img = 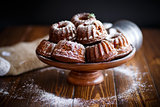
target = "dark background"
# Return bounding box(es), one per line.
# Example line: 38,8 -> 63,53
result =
0,0 -> 160,30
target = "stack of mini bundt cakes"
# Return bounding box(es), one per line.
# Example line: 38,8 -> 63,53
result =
36,13 -> 132,63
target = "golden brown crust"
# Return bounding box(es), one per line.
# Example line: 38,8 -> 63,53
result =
77,20 -> 107,45
49,21 -> 76,43
71,13 -> 96,27
86,40 -> 117,63
36,40 -> 56,58
52,40 -> 85,63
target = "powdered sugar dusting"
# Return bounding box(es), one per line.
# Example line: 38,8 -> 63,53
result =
37,91 -> 74,106
0,65 -> 154,106
112,64 -> 154,104
113,64 -> 138,77
0,77 -> 74,106
0,89 -> 9,95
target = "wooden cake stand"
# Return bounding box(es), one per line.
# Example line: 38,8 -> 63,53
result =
36,46 -> 136,86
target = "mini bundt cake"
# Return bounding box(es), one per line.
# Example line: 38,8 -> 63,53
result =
71,13 -> 96,27
49,21 -> 76,43
52,40 -> 85,63
86,40 -> 117,63
76,20 -> 107,45
106,33 -> 132,58
36,40 -> 56,58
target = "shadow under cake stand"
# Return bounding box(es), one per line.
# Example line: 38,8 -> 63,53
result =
36,47 -> 136,86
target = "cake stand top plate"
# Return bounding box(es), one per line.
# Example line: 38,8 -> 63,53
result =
36,46 -> 136,72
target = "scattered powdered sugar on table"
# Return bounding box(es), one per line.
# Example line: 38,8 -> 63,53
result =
39,67 -> 68,74
37,90 -> 74,106
111,64 -> 154,104
73,96 -> 117,107
0,65 -> 154,106
113,65 -> 138,77
0,89 -> 9,95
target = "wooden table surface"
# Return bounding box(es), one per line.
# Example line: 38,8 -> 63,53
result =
0,26 -> 160,107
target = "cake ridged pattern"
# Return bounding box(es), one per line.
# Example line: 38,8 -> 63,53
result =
49,21 -> 76,43
77,20 -> 107,44
36,40 -> 56,58
106,33 -> 132,57
114,34 -> 129,48
86,40 -> 117,62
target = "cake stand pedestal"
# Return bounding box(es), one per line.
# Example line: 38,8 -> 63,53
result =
36,46 -> 135,86
68,70 -> 104,85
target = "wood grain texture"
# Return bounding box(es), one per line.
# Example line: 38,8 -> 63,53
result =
114,48 -> 159,106
142,29 -> 160,97
0,27 -> 160,107
134,48 -> 159,106
114,60 -> 144,106
73,70 -> 117,107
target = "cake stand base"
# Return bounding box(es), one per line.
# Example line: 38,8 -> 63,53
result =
36,46 -> 136,86
67,70 -> 104,85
